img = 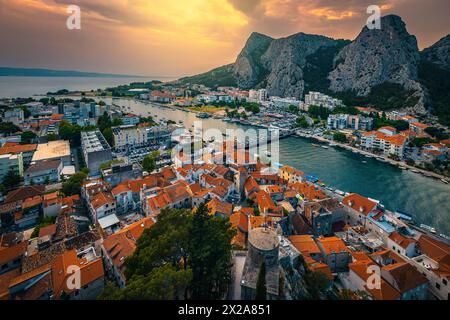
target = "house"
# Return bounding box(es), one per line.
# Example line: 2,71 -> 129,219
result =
102,218 -> 154,288
342,193 -> 378,227
6,246 -> 105,300
410,122 -> 429,135
381,262 -> 429,300
244,177 -> 260,199
254,190 -> 283,217
43,192 -> 62,218
302,200 -> 337,236
288,235 -> 333,280
316,236 -> 351,273
279,165 -> 304,183
111,182 -> 138,216
143,181 -> 191,217
387,232 -> 417,258
24,159 -> 63,185
206,198 -> 233,218
0,142 -> 37,166
87,191 -> 117,222
229,208 -> 253,248
410,235 -> 450,300
348,260 -> 401,300
31,140 -> 71,166
0,242 -> 27,275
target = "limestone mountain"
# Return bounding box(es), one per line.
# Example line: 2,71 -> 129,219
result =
422,34 -> 450,71
179,14 -> 449,119
328,15 -> 425,113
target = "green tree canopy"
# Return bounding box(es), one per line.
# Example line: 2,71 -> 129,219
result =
21,131 -> 36,144
61,172 -> 87,196
100,205 -> 235,300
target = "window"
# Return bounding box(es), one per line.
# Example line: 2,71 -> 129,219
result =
435,283 -> 441,290
443,279 -> 447,286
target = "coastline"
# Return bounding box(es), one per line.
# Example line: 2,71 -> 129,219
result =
295,131 -> 450,184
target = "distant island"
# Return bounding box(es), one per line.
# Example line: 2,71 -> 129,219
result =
0,67 -> 147,78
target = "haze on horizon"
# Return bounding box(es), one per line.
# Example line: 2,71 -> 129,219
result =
1,0 -> 449,78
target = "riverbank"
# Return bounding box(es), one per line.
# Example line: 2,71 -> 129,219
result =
296,131 -> 450,184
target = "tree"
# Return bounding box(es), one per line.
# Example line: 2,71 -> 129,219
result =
0,122 -> 20,136
255,261 -> 267,300
98,112 -> 112,132
304,270 -> 330,300
296,116 -> 309,128
102,128 -> 114,147
2,169 -> 21,189
98,265 -> 192,300
333,132 -> 347,143
21,131 -> 36,144
189,203 -> 234,299
59,120 -> 82,146
62,172 -> 87,196
47,133 -> 58,141
142,151 -> 159,173
112,118 -> 123,127
101,207 -> 235,300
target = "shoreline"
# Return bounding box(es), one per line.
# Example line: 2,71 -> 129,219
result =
295,131 -> 450,184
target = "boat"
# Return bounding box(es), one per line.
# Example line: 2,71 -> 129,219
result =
311,144 -> 320,148
441,179 -> 449,185
394,211 -> 413,222
321,146 -> 329,149
411,169 -> 420,173
329,143 -> 337,147
420,224 -> 437,234
362,161 -> 368,164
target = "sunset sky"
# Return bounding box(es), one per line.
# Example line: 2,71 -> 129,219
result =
1,0 -> 449,77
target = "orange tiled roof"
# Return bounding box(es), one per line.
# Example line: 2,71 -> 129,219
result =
349,260 -> 401,300
388,232 -> 417,250
90,192 -> 115,210
0,242 -> 27,266
317,236 -> 350,256
382,262 -> 428,293
207,198 -> 233,217
410,122 -> 429,129
289,235 -> 321,255
0,143 -> 37,155
342,193 -> 377,216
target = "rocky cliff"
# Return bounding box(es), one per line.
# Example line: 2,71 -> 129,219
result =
422,34 -> 450,71
328,15 -> 426,113
180,15 -> 450,116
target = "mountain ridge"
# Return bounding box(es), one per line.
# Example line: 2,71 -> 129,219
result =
179,15 -> 449,119
0,67 -> 149,78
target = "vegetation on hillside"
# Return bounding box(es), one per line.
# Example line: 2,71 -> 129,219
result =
418,60 -> 450,126
179,64 -> 236,88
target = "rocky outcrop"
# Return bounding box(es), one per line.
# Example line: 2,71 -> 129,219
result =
328,15 -> 426,113
422,34 -> 450,71
233,32 -> 273,89
259,33 -> 339,98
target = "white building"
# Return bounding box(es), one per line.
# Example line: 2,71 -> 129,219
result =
304,91 -> 343,110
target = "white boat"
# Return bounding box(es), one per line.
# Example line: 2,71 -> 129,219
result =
441,179 -> 449,184
420,224 -> 437,234
321,146 -> 329,149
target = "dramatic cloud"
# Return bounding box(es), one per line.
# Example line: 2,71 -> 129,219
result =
0,0 -> 449,77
